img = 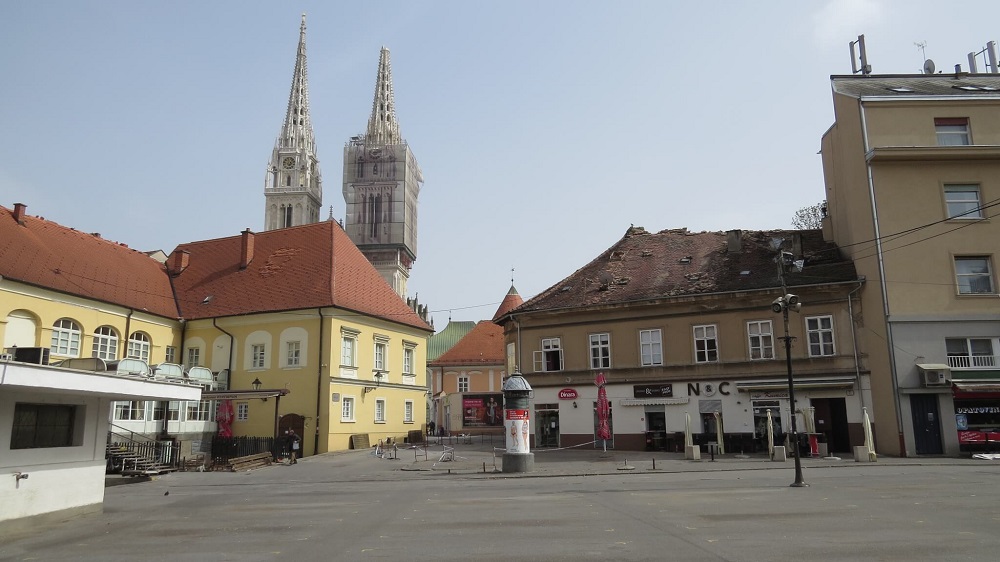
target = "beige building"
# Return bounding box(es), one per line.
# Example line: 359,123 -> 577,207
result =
496,227 -> 865,453
821,73 -> 1000,456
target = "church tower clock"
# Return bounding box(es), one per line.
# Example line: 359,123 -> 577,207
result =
343,47 -> 423,298
264,14 -> 322,231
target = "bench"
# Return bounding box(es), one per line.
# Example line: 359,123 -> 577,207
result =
227,452 -> 273,471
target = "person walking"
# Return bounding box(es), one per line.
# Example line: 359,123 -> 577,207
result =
288,429 -> 301,464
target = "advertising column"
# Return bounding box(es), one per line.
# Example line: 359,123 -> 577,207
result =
502,372 -> 534,473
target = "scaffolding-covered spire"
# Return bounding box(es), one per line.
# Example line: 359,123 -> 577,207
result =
366,47 -> 402,145
278,13 -> 315,153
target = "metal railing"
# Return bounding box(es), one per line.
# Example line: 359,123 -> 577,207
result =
947,355 -> 998,369
106,428 -> 181,472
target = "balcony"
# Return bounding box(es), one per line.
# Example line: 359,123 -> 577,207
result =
947,355 -> 998,369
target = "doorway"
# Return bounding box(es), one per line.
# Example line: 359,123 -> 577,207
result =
911,394 -> 943,455
811,398 -> 850,453
534,406 -> 559,448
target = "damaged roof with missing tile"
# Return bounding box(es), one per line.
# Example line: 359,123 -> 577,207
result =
506,226 -> 857,315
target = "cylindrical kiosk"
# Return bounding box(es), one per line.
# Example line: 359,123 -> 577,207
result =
502,372 -> 534,473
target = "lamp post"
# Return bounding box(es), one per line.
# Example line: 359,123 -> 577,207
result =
772,240 -> 807,487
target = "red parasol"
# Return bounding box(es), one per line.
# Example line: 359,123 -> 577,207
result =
595,372 -> 611,442
216,399 -> 234,438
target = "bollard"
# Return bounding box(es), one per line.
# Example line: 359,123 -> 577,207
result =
652,458 -> 656,470
710,446 -> 715,462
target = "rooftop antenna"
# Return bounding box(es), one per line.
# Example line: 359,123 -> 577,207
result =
914,41 -> 935,74
850,34 -> 872,75
968,41 -> 999,74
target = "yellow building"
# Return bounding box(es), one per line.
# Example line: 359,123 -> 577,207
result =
821,73 -> 1000,456
1,203 -> 432,458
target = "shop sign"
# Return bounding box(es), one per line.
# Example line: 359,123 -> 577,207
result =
633,384 -> 673,398
558,388 -> 579,400
957,406 -> 1000,414
688,381 -> 731,396
751,390 -> 789,400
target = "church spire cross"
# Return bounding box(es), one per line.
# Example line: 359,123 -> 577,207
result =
366,47 -> 402,145
279,13 -> 315,154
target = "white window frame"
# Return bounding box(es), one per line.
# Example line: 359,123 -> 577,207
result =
127,332 -> 150,363
747,320 -> 774,360
286,341 -> 301,367
113,400 -> 145,421
404,400 -> 414,423
806,315 -> 836,357
693,324 -> 719,363
374,341 -> 387,372
341,396 -> 356,422
935,118 -> 970,146
403,346 -> 414,375
533,337 -> 564,372
374,398 -> 386,423
51,318 -> 81,357
589,333 -> 611,370
944,184 -> 983,220
186,347 -> 201,369
946,338 -> 997,369
92,326 -> 118,361
639,329 -> 662,366
251,344 -> 266,369
236,403 -> 249,421
167,402 -> 180,421
341,333 -> 357,367
458,375 -> 469,393
165,346 -> 177,364
955,256 -> 995,294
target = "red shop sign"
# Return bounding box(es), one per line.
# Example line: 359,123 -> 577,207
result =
558,388 -> 579,400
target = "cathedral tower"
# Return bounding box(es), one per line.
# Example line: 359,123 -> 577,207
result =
264,14 -> 322,231
343,47 -> 423,298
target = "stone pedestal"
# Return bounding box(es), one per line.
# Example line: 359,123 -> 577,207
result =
684,445 -> 701,460
772,445 -> 787,461
854,445 -> 876,462
502,452 -> 535,473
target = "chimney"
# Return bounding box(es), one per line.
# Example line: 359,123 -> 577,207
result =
12,203 -> 26,225
726,229 -> 742,253
167,250 -> 190,275
792,232 -> 803,258
240,229 -> 255,269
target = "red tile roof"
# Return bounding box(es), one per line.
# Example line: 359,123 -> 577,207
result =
491,285 -> 524,322
170,221 -> 432,331
429,321 -> 505,367
0,204 -> 179,318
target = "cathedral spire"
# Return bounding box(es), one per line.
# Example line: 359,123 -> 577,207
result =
279,14 -> 315,154
366,47 -> 401,145
263,14 -> 322,231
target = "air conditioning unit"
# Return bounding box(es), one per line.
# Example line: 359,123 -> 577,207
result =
923,370 -> 950,387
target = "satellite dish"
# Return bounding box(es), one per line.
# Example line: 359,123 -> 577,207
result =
923,59 -> 936,75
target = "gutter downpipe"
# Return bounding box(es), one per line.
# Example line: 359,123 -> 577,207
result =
848,279 -> 866,410
167,317 -> 187,436
314,308 -> 325,456
211,318 -> 235,379
861,100 -> 906,455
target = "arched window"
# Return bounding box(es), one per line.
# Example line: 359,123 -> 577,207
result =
128,332 -> 151,363
92,326 -> 119,360
50,318 -> 81,357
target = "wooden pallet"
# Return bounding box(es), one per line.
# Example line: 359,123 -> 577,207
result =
227,452 -> 273,471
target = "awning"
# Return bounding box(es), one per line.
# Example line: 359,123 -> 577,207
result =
736,375 -> 856,391
619,397 -> 689,406
953,381 -> 1000,393
202,389 -> 289,400
916,363 -> 952,372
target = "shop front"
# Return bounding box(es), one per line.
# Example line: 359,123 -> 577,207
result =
952,380 -> 1000,453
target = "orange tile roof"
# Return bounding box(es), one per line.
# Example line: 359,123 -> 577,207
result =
170,221 -> 432,331
429,321 -> 505,367
0,204 -> 179,318
491,284 -> 524,322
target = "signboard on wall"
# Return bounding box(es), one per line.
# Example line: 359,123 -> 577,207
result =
462,394 -> 503,427
633,384 -> 673,398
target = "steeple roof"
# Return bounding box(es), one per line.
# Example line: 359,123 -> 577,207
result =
491,285 -> 524,322
277,14 -> 315,154
366,47 -> 402,145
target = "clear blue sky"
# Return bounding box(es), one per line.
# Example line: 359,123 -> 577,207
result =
2,1 -> 997,329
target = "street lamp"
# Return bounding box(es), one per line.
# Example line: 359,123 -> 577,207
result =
772,238 -> 807,487
251,377 -> 262,391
